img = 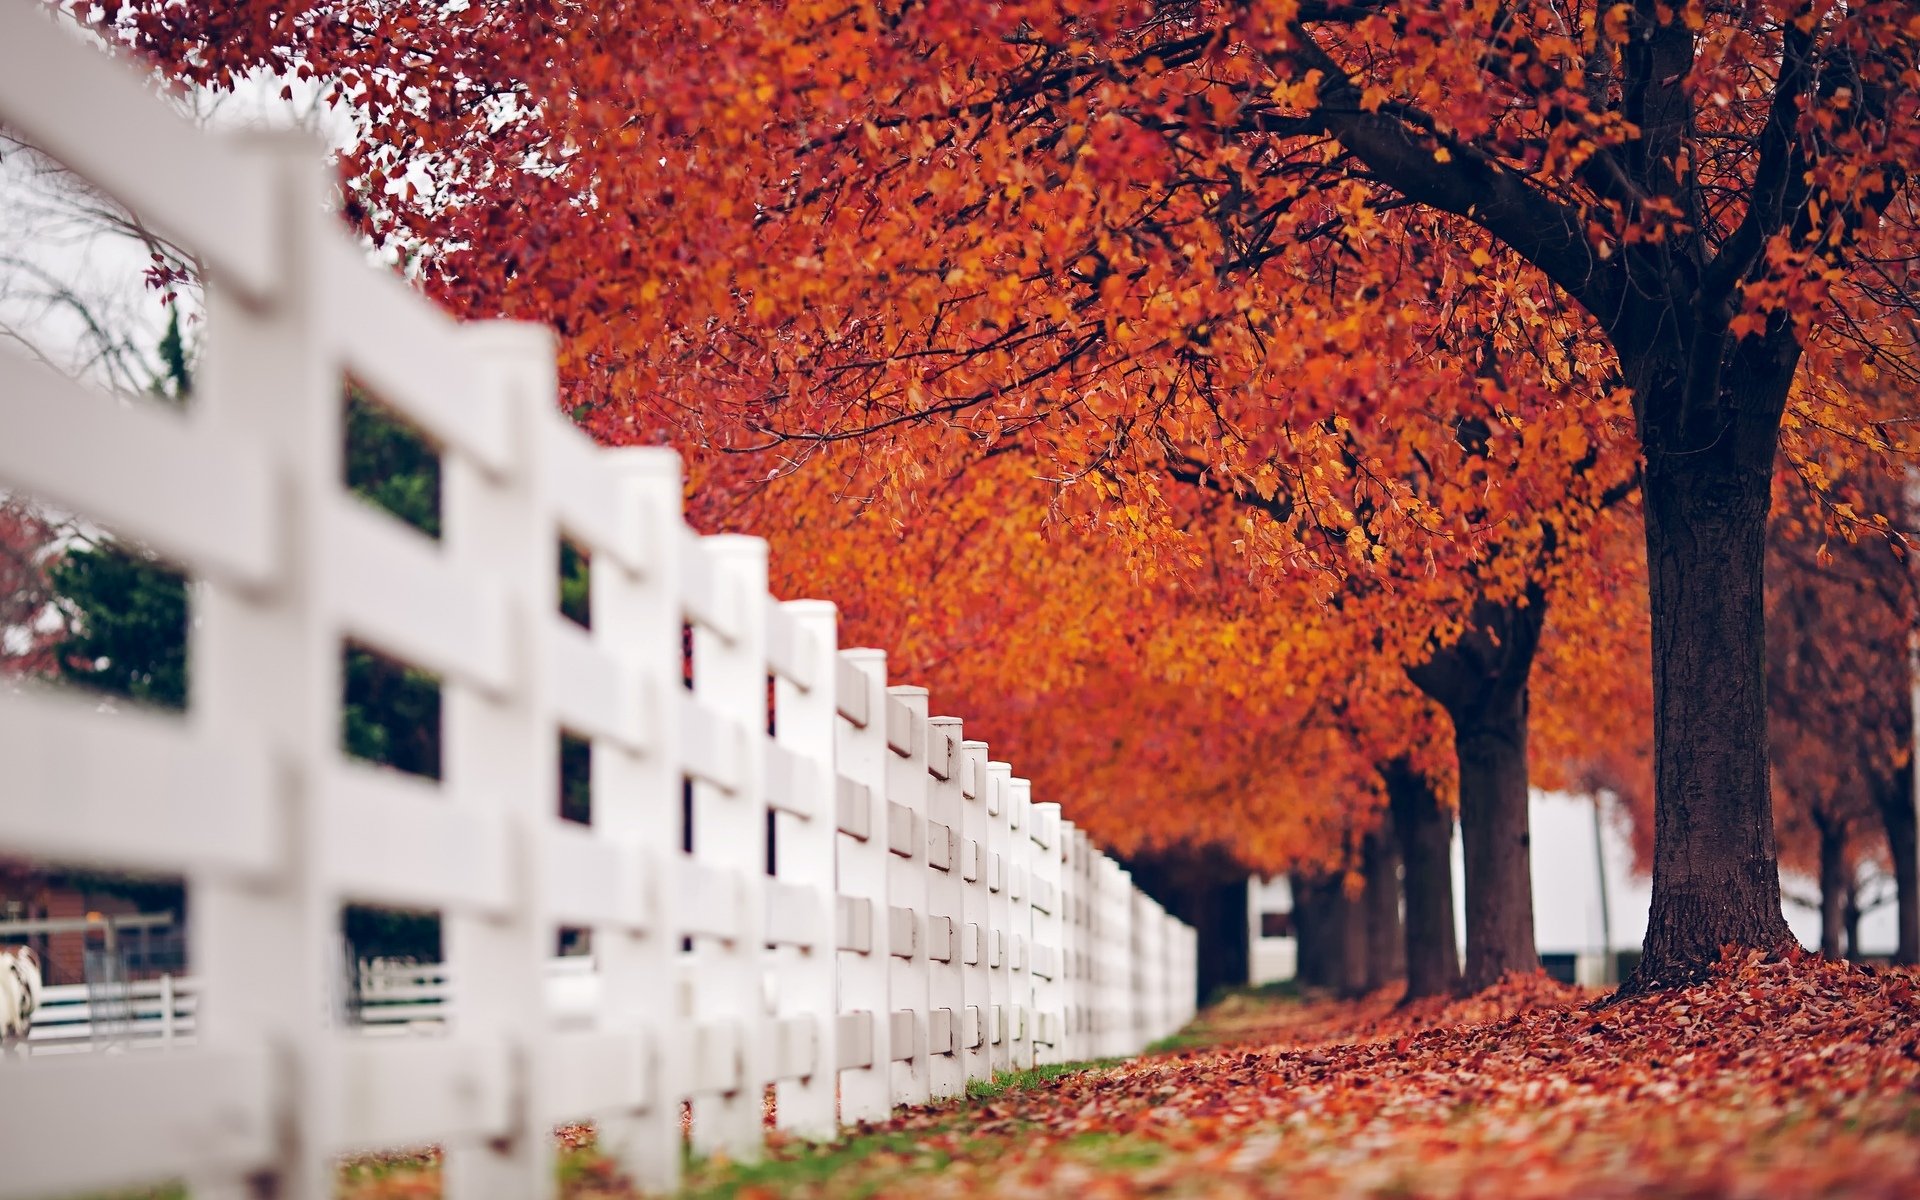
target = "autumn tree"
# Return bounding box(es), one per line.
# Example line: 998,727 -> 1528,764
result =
1767,453 -> 1917,962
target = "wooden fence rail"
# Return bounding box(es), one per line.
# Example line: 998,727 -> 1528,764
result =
0,5 -> 1197,1198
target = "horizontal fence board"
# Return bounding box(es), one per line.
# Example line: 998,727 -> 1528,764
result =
320,496 -> 512,695
765,603 -> 818,690
320,235 -> 513,476
680,694 -> 747,795
0,1048 -> 276,1199
766,741 -> 825,821
835,1012 -> 874,1071
541,822 -> 647,930
835,776 -> 873,840
541,1029 -> 657,1121
336,1034 -> 513,1151
0,349 -> 279,589
763,881 -> 824,950
321,762 -> 511,915
0,689 -> 278,880
836,896 -> 873,955
0,4 -> 279,301
834,656 -> 872,726
545,419 -> 641,571
679,528 -> 738,641
549,618 -> 646,753
677,859 -> 743,943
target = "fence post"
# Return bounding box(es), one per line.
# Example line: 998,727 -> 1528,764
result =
772,599 -> 839,1139
884,686 -> 931,1108
924,717 -> 966,1101
957,740 -> 992,1086
686,535 -> 771,1160
1006,776 -> 1034,1071
1029,803 -> 1063,1065
591,448 -> 686,1191
439,324 -> 565,1200
983,761 -> 1014,1077
834,649 -> 891,1122
187,134 -> 339,1200
1071,829 -> 1092,1061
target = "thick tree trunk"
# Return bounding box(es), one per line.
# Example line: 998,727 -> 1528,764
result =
1843,875 -> 1863,961
1627,400 -> 1796,990
1192,874 -> 1250,1003
1873,729 -> 1920,963
1384,759 -> 1461,1000
1876,760 -> 1919,965
1125,847 -> 1249,1007
1407,596 -> 1545,993
1817,814 -> 1847,960
1453,687 -> 1541,989
1339,873 -> 1371,998
1361,823 -> 1405,990
1291,873 -> 1345,990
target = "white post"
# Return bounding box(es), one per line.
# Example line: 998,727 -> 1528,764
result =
884,686 -> 930,1108
1070,828 -> 1092,1061
687,535 -> 770,1160
158,974 -> 175,1046
592,448 -> 686,1191
1101,860 -> 1132,1056
923,717 -> 966,1100
441,324 -> 563,1200
834,649 -> 891,1122
957,740 -> 992,1086
1005,776 -> 1034,1071
188,135 -> 338,1200
773,600 -> 839,1139
1029,803 -> 1064,1065
983,761 -> 1013,1077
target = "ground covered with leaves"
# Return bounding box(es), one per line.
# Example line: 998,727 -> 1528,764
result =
340,951 -> 1920,1199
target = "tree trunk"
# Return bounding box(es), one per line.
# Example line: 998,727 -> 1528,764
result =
1876,758 -> 1918,965
1291,873 -> 1345,990
1817,812 -> 1847,959
1339,874 -> 1370,998
1383,759 -> 1461,1000
1361,823 -> 1405,990
1627,383 -> 1797,990
1407,595 -> 1545,993
1843,874 -> 1863,961
1452,685 -> 1541,989
1192,874 -> 1250,1004
1125,847 -> 1249,1007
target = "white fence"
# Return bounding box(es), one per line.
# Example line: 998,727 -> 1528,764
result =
19,978 -> 197,1055
0,6 -> 1197,1198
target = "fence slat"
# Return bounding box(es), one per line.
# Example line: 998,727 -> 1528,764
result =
0,3 -> 279,300
0,1049 -> 276,1200
0,348 -> 280,588
0,689 -> 278,880
835,650 -> 892,1122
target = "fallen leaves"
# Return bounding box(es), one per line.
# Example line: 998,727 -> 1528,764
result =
672,950 -> 1920,1198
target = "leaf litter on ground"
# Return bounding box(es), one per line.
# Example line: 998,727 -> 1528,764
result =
331,948 -> 1919,1199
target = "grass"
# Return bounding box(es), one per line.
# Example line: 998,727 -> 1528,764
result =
962,1057 -> 1123,1100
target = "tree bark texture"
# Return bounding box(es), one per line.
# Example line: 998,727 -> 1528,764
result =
1362,823 -> 1405,990
1126,846 -> 1249,1007
1384,758 -> 1461,1000
1291,873 -> 1345,991
1407,596 -> 1545,992
1627,356 -> 1798,990
1816,812 -> 1847,960
1875,755 -> 1919,965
